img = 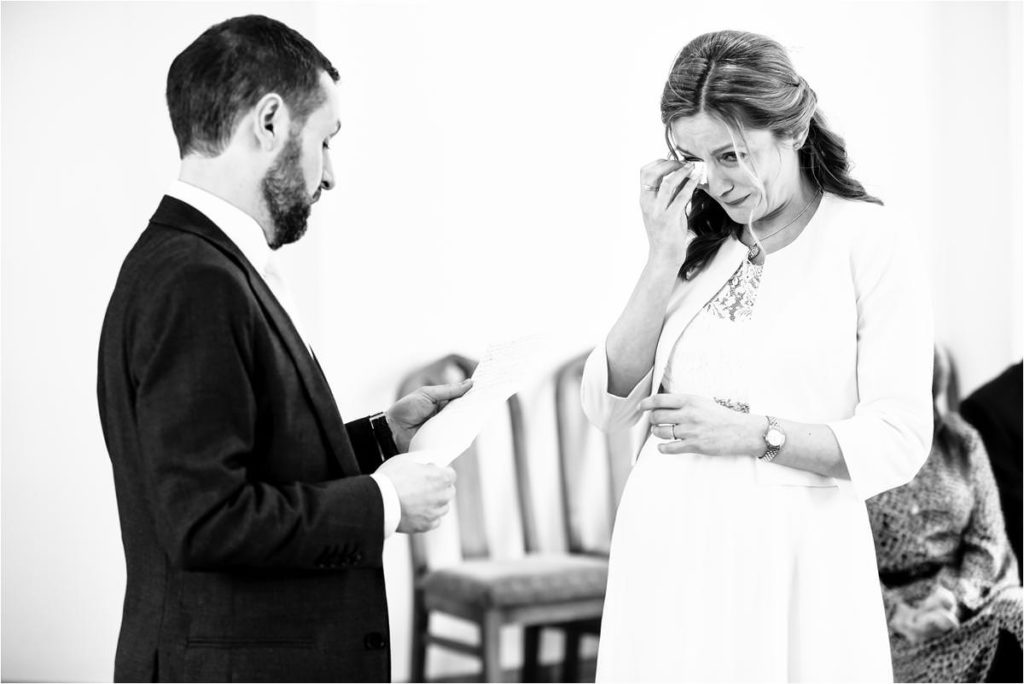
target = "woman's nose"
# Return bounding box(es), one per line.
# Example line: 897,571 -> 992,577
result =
705,165 -> 734,199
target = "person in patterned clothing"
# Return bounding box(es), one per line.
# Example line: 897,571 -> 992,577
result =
868,347 -> 1023,682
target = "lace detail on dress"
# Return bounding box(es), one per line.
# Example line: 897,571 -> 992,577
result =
714,397 -> 750,413
703,259 -> 763,322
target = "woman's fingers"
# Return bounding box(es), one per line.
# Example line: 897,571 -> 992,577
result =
639,393 -> 693,412
920,585 -> 957,613
657,440 -> 694,454
640,159 -> 685,191
648,408 -> 685,425
656,164 -> 697,210
650,424 -> 679,441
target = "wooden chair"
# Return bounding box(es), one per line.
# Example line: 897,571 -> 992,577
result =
549,351 -> 637,681
403,354 -> 608,683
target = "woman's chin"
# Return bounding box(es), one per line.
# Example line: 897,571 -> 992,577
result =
720,203 -> 759,224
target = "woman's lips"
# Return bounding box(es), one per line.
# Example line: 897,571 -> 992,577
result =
722,194 -> 751,207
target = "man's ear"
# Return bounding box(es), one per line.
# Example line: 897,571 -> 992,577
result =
251,93 -> 289,152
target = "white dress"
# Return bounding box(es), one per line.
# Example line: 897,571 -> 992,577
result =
588,197 -> 933,682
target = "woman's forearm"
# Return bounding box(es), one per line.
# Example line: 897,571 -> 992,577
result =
605,253 -> 681,396
736,413 -> 851,479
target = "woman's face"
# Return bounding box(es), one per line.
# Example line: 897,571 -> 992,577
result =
668,112 -> 800,224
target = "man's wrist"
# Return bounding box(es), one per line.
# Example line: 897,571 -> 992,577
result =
369,472 -> 401,539
370,412 -> 401,458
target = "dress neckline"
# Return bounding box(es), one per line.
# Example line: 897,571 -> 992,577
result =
746,192 -> 830,263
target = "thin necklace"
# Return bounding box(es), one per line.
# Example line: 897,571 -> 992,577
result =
746,189 -> 821,260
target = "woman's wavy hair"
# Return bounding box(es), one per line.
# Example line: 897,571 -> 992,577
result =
662,30 -> 881,279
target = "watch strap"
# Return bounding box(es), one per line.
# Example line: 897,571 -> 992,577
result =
370,412 -> 400,460
760,415 -> 782,463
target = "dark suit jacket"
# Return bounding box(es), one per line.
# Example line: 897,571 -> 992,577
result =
960,362 -> 1023,580
98,196 -> 392,682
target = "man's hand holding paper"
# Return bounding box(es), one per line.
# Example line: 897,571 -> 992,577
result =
407,335 -> 552,465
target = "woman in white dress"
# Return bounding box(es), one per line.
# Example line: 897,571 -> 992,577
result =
581,31 -> 933,682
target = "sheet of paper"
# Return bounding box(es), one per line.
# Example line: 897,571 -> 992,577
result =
406,334 -> 551,465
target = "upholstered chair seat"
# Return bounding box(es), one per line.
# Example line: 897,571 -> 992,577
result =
422,555 -> 609,610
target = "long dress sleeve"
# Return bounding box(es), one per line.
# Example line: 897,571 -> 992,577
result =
580,341 -> 654,433
826,212 -> 934,501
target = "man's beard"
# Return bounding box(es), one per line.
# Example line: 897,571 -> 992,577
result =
261,135 -> 318,250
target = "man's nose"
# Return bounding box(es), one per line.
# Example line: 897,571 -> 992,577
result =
320,156 -> 335,192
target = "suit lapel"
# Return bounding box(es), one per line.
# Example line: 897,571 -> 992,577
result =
149,196 -> 362,477
651,238 -> 747,393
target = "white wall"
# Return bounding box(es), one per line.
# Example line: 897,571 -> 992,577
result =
2,1 -> 1021,681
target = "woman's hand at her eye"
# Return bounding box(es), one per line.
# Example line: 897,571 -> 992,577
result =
639,159 -> 701,266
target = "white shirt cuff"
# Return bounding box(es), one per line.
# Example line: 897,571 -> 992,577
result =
370,472 -> 401,538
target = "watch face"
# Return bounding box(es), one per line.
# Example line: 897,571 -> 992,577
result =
766,428 -> 786,448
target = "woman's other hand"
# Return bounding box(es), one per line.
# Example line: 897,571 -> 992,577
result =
890,594 -> 960,645
913,584 -> 961,639
639,159 -> 701,266
641,393 -> 762,457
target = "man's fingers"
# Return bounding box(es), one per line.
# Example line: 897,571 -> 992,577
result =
420,379 -> 473,404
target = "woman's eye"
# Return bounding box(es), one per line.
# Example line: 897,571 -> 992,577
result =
721,151 -> 745,163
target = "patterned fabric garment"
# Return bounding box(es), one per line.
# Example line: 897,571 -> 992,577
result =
867,413 -> 1023,682
703,257 -> 763,323
672,257 -> 761,416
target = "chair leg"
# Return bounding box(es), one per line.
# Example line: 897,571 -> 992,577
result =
481,611 -> 503,683
411,592 -> 429,682
562,625 -> 581,683
522,625 -> 541,682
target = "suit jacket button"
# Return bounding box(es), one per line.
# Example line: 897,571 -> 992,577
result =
364,632 -> 386,650
354,552 -> 364,563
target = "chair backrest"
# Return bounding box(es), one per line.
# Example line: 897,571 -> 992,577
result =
398,354 -> 539,579
553,351 -> 634,556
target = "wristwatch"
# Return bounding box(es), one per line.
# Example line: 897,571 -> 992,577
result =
369,412 -> 400,460
760,416 -> 786,462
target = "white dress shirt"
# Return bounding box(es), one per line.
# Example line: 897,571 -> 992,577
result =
166,180 -> 401,537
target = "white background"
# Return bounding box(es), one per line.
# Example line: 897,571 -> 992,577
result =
2,1 -> 1022,681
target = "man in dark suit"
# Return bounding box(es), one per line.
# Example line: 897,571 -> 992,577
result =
97,15 -> 468,682
960,362 -> 1023,580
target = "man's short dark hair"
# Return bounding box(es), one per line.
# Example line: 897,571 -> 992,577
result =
167,15 -> 339,158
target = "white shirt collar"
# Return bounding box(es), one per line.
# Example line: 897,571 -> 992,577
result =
166,180 -> 274,275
